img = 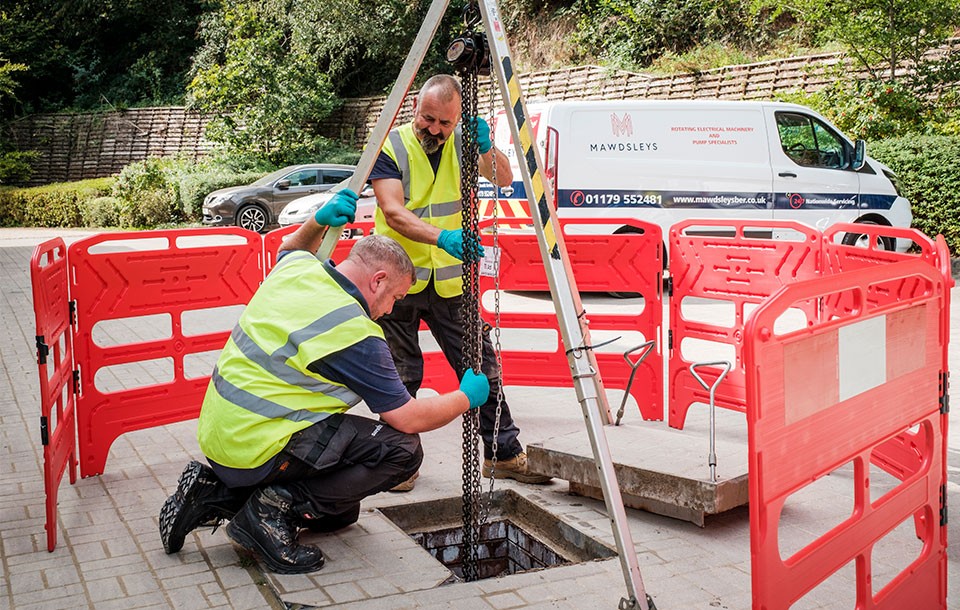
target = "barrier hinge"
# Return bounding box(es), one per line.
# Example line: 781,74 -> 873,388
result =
940,484 -> 948,527
663,276 -> 673,297
72,370 -> 81,395
668,330 -> 673,351
940,371 -> 950,415
69,300 -> 77,326
36,335 -> 49,365
40,415 -> 49,446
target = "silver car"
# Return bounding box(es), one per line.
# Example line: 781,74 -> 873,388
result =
202,164 -> 356,232
279,179 -> 377,236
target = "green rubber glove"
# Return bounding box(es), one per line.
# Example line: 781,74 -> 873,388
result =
467,117 -> 492,154
460,368 -> 490,410
314,189 -> 358,227
437,229 -> 485,262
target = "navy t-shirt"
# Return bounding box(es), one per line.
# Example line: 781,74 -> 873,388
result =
369,147 -> 444,182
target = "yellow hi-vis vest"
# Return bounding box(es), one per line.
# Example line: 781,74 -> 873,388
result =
197,251 -> 384,469
375,123 -> 464,297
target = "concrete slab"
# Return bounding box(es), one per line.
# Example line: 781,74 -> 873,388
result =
259,508 -> 454,607
527,407 -> 750,526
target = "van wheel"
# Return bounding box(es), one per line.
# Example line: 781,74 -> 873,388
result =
841,221 -> 895,251
236,204 -> 268,233
606,226 -> 652,299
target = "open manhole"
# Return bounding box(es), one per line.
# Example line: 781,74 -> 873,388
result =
379,489 -> 616,582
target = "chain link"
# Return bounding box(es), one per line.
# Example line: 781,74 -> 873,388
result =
486,67 -> 504,502
457,9 -> 484,580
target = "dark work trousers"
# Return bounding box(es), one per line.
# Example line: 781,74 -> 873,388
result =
248,414 -> 423,525
378,279 -> 523,460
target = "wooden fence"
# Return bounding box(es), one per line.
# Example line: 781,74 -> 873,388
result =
7,40 -> 959,186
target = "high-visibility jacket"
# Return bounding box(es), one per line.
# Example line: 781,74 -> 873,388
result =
197,251 -> 383,469
375,123 -> 464,297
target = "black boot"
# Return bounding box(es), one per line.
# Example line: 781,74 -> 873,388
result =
294,503 -> 360,534
226,486 -> 325,574
159,461 -> 245,554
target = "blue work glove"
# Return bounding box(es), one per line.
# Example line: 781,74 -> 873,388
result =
437,228 -> 485,262
460,368 -> 490,410
467,117 -> 492,154
314,189 -> 358,227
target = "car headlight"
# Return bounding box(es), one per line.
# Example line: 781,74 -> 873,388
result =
204,194 -> 230,209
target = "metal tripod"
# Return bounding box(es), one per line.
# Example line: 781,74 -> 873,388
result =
315,2 -> 654,607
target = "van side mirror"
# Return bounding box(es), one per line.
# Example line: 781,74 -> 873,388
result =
276,179 -> 291,190
851,140 -> 866,171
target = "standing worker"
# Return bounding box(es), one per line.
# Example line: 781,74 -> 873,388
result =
368,73 -> 550,488
159,194 -> 490,574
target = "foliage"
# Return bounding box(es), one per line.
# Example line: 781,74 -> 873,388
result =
792,0 -> 960,83
570,0 -> 775,70
282,0 -> 461,98
0,0 -> 209,115
779,70 -> 960,140
869,135 -> 960,253
0,178 -> 113,227
0,149 -> 39,185
178,169 -> 265,221
188,3 -> 342,167
81,196 -> 122,227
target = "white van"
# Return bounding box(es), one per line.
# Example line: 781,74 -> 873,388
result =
479,100 -> 912,251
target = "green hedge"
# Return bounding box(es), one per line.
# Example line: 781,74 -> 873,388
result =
178,170 -> 265,221
868,135 -> 960,255
0,178 -> 114,227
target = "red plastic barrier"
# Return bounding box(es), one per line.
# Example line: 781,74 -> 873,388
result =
744,259 -> 947,609
430,217 -> 665,421
822,223 -> 939,318
69,228 -> 263,477
668,219 -> 822,429
262,221 -> 375,273
266,219 -> 665,417
30,238 -> 78,551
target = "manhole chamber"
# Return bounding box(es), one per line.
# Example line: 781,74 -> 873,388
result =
379,489 -> 616,581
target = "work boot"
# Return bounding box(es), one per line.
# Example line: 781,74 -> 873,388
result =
388,471 -> 419,492
226,486 -> 325,574
482,451 -> 552,484
159,460 -> 240,554
295,504 -> 361,534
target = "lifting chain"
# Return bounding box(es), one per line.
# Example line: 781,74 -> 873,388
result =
456,0 -> 485,584
485,68 -> 505,505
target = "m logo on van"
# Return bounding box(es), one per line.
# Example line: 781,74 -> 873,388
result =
611,113 -> 633,137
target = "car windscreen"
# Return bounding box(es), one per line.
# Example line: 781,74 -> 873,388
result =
251,167 -> 290,186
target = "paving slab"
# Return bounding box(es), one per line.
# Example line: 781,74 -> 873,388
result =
527,407 -> 749,526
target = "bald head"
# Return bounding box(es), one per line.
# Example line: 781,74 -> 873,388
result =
418,74 -> 462,106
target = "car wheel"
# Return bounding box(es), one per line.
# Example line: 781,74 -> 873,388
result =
236,204 -> 268,233
841,221 -> 895,251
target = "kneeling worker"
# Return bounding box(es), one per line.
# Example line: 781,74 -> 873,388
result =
159,189 -> 489,574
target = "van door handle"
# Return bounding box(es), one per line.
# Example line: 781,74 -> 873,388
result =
778,171 -> 797,178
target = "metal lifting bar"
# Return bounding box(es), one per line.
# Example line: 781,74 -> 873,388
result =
313,1 -> 654,606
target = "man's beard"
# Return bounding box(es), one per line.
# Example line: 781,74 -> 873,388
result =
414,125 -> 443,154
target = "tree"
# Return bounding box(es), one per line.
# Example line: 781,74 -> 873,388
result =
0,56 -> 39,184
0,0 -> 210,115
188,2 -> 340,167
780,0 -> 960,137
798,0 -> 960,82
